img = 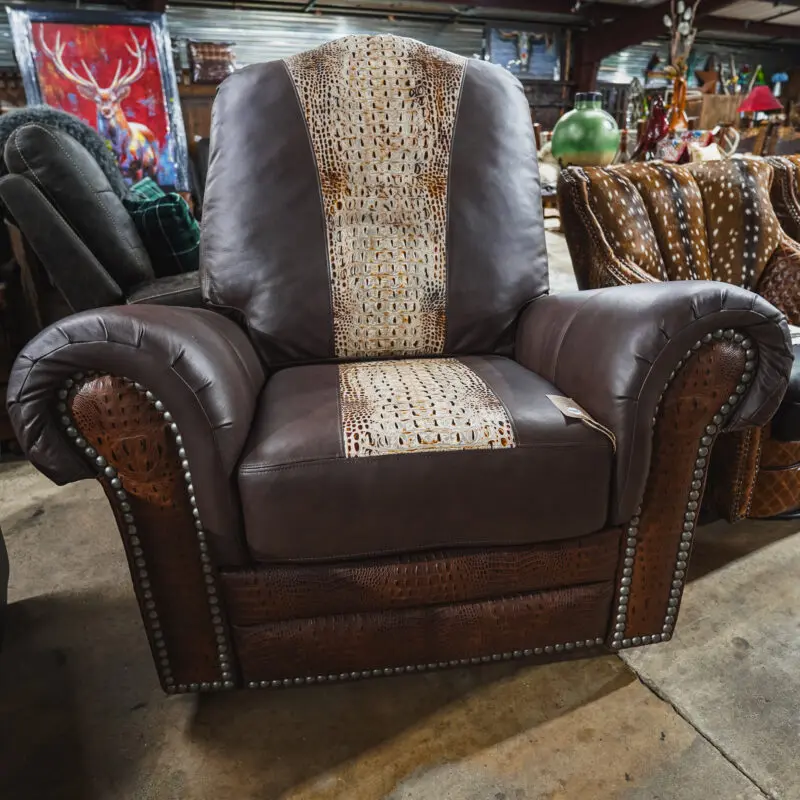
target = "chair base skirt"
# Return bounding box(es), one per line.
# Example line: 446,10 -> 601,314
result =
230,581 -> 614,686
750,437 -> 800,518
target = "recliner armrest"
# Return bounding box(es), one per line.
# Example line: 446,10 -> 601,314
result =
516,281 -> 792,523
8,305 -> 265,563
127,271 -> 203,307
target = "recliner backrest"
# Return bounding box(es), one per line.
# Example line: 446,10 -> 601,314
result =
201,34 -> 546,370
4,123 -> 153,291
561,158 -> 782,290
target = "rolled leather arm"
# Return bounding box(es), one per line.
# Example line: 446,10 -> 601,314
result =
7,305 -> 266,563
516,281 -> 792,524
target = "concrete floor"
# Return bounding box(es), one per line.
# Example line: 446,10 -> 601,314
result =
1,229 -> 798,800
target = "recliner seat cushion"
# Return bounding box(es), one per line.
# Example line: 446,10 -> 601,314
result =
238,355 -> 613,562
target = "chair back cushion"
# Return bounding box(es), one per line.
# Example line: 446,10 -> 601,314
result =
561,158 -> 782,290
4,123 -> 153,291
202,34 -> 546,369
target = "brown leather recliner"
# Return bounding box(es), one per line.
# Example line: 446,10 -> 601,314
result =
7,36 -> 792,694
559,158 -> 800,520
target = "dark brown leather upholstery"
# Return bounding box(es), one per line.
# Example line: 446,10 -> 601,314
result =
558,158 -> 798,519
769,342 -> 800,440
238,355 -> 613,561
231,583 -> 614,682
203,51 -> 544,368
518,282 -> 791,522
127,271 -> 203,307
220,529 -> 621,622
5,36 -> 794,692
7,305 -> 265,564
0,173 -> 124,311
5,123 -> 152,291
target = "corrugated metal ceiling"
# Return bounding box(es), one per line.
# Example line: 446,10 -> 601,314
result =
710,1 -> 799,22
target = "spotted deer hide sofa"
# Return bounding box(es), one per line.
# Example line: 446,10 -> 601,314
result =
8,37 -> 791,694
559,158 -> 800,520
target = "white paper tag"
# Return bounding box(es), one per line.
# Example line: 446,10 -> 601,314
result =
546,395 -> 617,453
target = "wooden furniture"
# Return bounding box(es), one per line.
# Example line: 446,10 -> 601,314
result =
179,82 -> 217,152
697,94 -> 740,131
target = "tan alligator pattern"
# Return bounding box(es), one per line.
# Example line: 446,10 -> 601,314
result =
339,358 -> 516,457
284,35 -> 466,359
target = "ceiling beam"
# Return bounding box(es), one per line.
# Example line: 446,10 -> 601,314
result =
327,0 -> 623,19
697,14 -> 800,40
579,0 -> 739,64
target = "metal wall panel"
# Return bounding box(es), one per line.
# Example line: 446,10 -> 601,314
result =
166,6 -> 484,66
599,38 -> 800,86
0,4 -> 484,69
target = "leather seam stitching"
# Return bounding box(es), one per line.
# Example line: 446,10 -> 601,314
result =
279,58 -> 337,359
239,441 -> 611,475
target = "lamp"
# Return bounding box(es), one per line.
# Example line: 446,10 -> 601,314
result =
738,85 -> 783,114
772,72 -> 789,97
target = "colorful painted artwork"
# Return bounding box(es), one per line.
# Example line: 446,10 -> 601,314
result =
8,8 -> 188,190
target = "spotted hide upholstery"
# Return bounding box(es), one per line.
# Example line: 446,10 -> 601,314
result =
7,37 -> 792,693
559,158 -> 787,290
559,157 -> 800,519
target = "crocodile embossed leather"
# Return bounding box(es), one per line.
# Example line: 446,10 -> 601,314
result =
284,36 -> 466,359
339,358 -> 515,457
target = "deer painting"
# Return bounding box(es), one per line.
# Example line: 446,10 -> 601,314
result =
40,30 -> 160,183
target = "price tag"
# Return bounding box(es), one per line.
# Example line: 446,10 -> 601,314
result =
546,395 -> 617,453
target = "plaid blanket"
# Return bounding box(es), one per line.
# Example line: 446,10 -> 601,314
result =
124,179 -> 200,277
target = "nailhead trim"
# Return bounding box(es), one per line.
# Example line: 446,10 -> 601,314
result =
610,329 -> 756,651
57,374 -> 235,693
244,637 -> 607,689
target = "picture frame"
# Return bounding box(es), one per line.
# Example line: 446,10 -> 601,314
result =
7,6 -> 189,190
485,26 -> 562,80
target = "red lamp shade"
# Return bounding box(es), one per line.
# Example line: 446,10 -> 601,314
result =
738,85 -> 783,113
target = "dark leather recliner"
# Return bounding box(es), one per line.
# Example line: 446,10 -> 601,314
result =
7,36 -> 792,693
0,123 -> 202,318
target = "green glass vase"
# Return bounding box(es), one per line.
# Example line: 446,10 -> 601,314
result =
551,92 -> 621,168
